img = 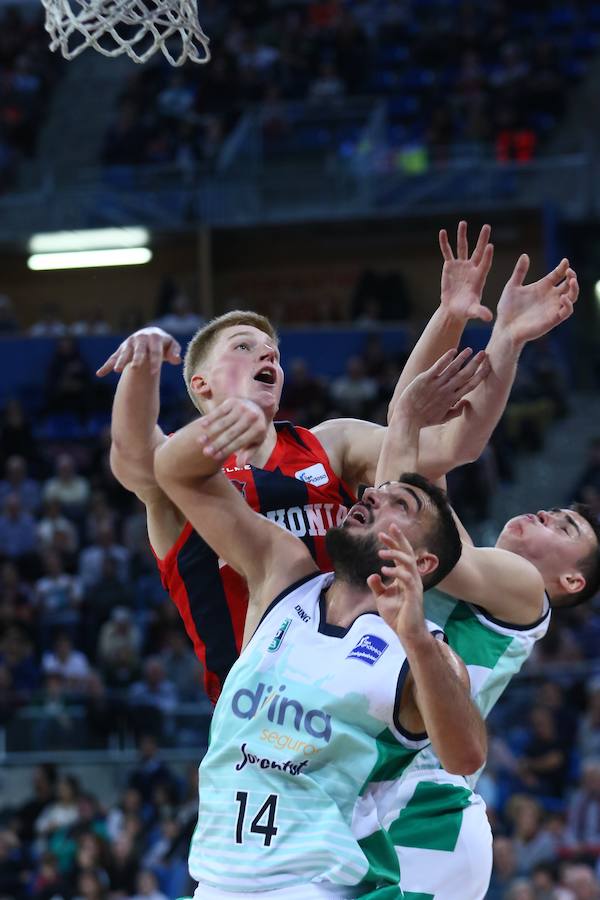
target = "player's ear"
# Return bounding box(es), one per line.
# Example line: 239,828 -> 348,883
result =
191,372 -> 211,402
416,551 -> 438,579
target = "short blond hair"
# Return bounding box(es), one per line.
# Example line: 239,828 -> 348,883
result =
183,310 -> 279,411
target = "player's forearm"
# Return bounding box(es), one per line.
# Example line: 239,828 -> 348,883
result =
433,325 -> 523,469
111,360 -> 164,461
405,634 -> 487,775
375,415 -> 419,485
388,307 -> 467,422
154,419 -> 220,485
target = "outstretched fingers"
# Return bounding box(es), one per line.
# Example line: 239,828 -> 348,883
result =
439,228 -> 454,262
470,224 -> 492,267
509,253 -> 530,286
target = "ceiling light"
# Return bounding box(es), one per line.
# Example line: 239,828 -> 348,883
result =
28,248 -> 152,270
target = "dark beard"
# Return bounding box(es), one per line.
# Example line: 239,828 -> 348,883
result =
325,527 -> 384,587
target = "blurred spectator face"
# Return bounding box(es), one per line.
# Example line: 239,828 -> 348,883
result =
492,836 -> 516,878
5,455 -> 26,483
496,506 -> 598,602
1,561 -> 19,588
144,658 -> 165,687
43,550 -> 64,576
582,760 -> 600,795
56,453 -> 76,480
54,634 -> 73,661
139,733 -> 158,759
122,787 -> 142,813
562,864 -> 600,899
3,493 -> 22,519
137,869 -> 160,895
43,498 -> 63,519
506,881 -> 536,900
530,706 -> 556,740
56,775 -> 78,805
96,523 -> 115,548
509,796 -> 542,839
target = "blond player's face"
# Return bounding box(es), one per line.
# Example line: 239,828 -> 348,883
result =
202,325 -> 284,418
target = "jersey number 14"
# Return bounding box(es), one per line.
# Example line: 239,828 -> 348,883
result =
235,791 -> 279,847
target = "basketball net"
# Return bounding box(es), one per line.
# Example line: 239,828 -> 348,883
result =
42,0 -> 211,67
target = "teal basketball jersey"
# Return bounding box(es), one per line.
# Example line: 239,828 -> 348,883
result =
190,571 -> 442,896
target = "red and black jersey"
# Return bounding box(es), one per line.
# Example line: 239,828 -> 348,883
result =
155,422 -> 356,704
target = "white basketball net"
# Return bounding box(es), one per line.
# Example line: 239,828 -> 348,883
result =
42,0 -> 211,67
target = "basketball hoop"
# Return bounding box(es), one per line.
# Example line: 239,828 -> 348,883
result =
42,0 -> 211,67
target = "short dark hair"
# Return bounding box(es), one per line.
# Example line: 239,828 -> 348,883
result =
398,472 -> 462,589
551,503 -> 600,608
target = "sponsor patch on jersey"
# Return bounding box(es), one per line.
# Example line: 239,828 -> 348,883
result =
347,634 -> 389,666
294,463 -> 329,487
268,617 -> 292,652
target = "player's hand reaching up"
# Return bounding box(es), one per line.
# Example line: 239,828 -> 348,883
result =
497,256 -> 579,346
96,327 -> 182,377
368,524 -> 430,645
392,346 -> 490,429
195,398 -> 268,466
439,221 -> 494,323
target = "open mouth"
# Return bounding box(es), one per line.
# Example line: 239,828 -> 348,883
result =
254,367 -> 276,385
346,504 -> 371,526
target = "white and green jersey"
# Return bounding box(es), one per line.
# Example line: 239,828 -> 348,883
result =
191,571 -> 442,898
355,588 -> 552,900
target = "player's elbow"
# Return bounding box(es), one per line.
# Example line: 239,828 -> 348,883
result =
440,740 -> 487,776
153,441 -> 178,491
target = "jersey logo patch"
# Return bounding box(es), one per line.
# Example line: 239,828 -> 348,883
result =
347,634 -> 388,666
268,618 -> 292,652
294,463 -> 329,487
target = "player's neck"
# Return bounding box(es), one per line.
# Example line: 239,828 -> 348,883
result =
324,580 -> 376,629
242,421 -> 279,469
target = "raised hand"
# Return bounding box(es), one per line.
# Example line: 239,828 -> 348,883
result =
367,523 -> 428,644
392,346 -> 490,429
496,256 -> 579,346
439,221 -> 494,323
195,397 -> 268,465
96,327 -> 181,377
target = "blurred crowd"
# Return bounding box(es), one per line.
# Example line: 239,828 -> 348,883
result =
0,6 -> 62,191
101,0 -> 599,172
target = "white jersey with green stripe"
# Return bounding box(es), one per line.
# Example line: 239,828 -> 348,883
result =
353,590 -> 551,900
190,570 -> 441,897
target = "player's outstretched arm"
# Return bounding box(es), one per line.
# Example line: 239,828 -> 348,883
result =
440,541 -> 546,625
154,399 -> 317,645
370,524 -> 486,775
387,220 -> 493,415
314,348 -> 489,492
375,347 -> 489,484
417,256 -> 579,477
97,327 -> 186,557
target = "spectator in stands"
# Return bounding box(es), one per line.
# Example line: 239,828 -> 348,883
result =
329,354 -> 377,417
0,828 -> 27,898
0,398 -> 36,468
154,290 -> 204,334
43,452 -> 91,517
0,624 -> 39,702
35,549 -> 83,645
517,706 -> 572,799
128,657 -> 177,740
78,521 -> 129,589
0,560 -> 32,630
30,851 -> 68,899
561,863 -> 600,898
564,757 -> 600,859
571,437 -> 600,518
132,868 -> 169,900
73,868 -> 109,900
29,302 -> 66,338
0,453 -> 40,513
37,497 -> 79,555
487,835 -> 520,900
0,293 -> 18,334
507,795 -> 561,876
34,773 -> 81,837
97,606 -> 141,670
128,733 -> 177,805
14,763 -> 57,844
70,308 -> 111,337
309,60 -> 346,102
84,489 -> 117,544
580,680 -> 600,761
280,357 -> 331,426
41,632 -> 91,694
45,336 -> 94,420
159,627 -> 201,702
0,492 -> 38,563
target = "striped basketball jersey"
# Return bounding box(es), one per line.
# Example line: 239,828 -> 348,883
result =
155,422 -> 356,703
354,588 -> 551,900
191,571 -> 441,897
